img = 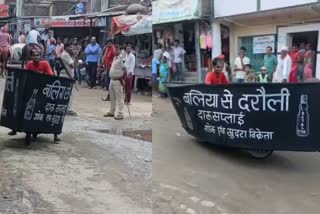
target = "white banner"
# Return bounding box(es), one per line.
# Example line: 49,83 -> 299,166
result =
152,0 -> 200,24
253,35 -> 275,54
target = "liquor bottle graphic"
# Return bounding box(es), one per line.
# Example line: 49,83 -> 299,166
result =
12,79 -> 19,117
184,107 -> 194,130
24,89 -> 38,120
296,95 -> 309,137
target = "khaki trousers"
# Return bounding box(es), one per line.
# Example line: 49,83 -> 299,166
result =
109,80 -> 124,115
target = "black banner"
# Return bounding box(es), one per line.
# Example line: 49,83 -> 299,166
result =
166,83 -> 320,152
0,68 -> 74,134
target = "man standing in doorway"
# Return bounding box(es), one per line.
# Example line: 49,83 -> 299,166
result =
263,46 -> 277,82
60,42 -> 77,116
124,44 -> 136,105
234,47 -> 250,83
104,46 -> 127,120
173,40 -> 186,81
85,36 -> 101,88
102,40 -> 115,101
273,46 -> 292,83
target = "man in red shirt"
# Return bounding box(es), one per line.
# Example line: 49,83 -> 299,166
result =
21,49 -> 60,142
26,49 -> 54,76
102,40 -> 115,101
205,57 -> 230,85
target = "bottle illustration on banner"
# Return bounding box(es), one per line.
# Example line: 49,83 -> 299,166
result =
13,79 -> 19,117
184,107 -> 194,130
24,89 -> 38,120
296,95 -> 309,137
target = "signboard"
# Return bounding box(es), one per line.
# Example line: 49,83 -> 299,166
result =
277,34 -> 287,52
153,0 -> 200,24
1,68 -> 74,134
0,4 -> 9,17
253,35 -> 275,54
166,83 -> 320,151
32,18 -> 99,28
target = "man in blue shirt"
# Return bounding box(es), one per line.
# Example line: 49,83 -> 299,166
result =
48,39 -> 56,69
85,36 -> 100,88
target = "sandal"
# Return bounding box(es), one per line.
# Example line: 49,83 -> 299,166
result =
8,130 -> 17,136
104,112 -> 114,117
102,97 -> 110,101
114,115 -> 124,120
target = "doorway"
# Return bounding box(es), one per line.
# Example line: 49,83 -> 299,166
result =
221,24 -> 230,63
290,31 -> 318,77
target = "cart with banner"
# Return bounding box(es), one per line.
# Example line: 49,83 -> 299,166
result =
165,82 -> 320,159
0,68 -> 74,145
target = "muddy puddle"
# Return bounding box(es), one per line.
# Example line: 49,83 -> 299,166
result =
94,129 -> 152,142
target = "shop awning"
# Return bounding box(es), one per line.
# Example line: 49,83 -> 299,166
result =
18,10 -> 125,28
19,10 -> 124,21
111,14 -> 152,36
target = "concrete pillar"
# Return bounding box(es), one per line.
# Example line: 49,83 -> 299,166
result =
211,21 -> 222,59
194,21 -> 202,83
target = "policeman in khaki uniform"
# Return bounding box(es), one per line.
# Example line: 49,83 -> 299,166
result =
104,46 -> 127,120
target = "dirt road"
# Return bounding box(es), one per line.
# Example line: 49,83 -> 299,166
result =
0,79 -> 152,214
152,97 -> 320,214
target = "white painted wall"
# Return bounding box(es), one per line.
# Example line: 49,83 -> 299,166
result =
229,24 -> 276,64
316,55 -> 320,79
214,0 -> 257,17
214,0 -> 318,17
261,0 -> 317,11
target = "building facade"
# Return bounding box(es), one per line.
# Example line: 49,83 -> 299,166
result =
212,0 -> 320,79
153,0 -> 212,83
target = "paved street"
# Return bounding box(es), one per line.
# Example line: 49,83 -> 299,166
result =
0,79 -> 152,214
152,97 -> 320,214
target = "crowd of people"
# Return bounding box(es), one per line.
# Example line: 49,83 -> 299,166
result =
152,40 -> 187,98
152,41 -> 317,96
230,44 -> 315,84
1,26 -> 142,121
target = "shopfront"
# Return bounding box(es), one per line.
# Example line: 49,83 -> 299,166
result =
152,0 -> 211,82
20,17 -> 105,44
111,14 -> 153,92
216,4 -> 320,79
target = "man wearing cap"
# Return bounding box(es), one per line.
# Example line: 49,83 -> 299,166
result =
258,66 -> 269,83
273,46 -> 292,83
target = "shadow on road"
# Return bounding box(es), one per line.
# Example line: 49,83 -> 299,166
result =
193,139 -> 301,171
1,136 -> 55,150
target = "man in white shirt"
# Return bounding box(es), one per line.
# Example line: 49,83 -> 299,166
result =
234,47 -> 250,83
273,46 -> 292,83
173,40 -> 186,81
27,27 -> 40,45
18,31 -> 26,44
124,44 -> 136,104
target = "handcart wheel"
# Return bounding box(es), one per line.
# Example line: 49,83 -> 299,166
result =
25,133 -> 31,146
246,150 -> 273,159
32,133 -> 38,140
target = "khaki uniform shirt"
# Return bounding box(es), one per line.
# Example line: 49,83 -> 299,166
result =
60,50 -> 75,79
109,55 -> 125,79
